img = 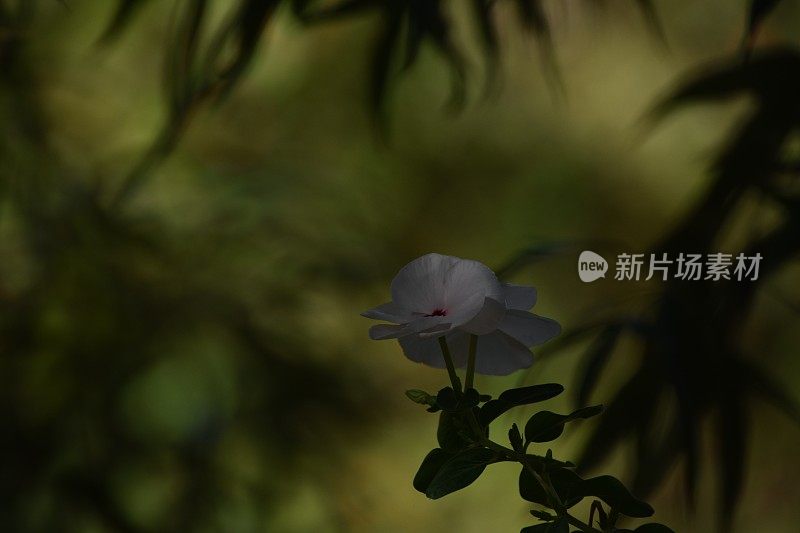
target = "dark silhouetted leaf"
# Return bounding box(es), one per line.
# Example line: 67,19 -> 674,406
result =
501,383 -> 565,405
520,518 -> 568,533
406,389 -> 435,406
577,475 -> 654,518
425,447 -> 496,499
479,384 -> 564,426
519,466 -> 583,507
413,448 -> 451,493
509,423 -> 524,451
525,405 -> 603,444
530,509 -> 555,521
521,467 -> 653,517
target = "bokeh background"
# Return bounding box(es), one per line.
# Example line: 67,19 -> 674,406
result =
2,0 -> 799,531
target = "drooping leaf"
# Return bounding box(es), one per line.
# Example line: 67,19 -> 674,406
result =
413,448 -> 451,493
501,384 -> 565,405
509,423 -> 524,452
425,447 -> 497,499
519,465 -> 584,508
520,468 -> 653,518
576,475 -> 654,518
529,509 -> 555,521
520,518 -> 568,533
405,389 -> 435,406
524,405 -> 603,444
479,384 -> 563,426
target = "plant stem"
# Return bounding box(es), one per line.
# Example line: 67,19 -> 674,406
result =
437,336 -> 462,393
434,340 -> 599,533
471,431 -> 601,533
465,334 -> 478,390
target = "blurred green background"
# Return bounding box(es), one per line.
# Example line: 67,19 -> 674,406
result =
2,1 -> 800,531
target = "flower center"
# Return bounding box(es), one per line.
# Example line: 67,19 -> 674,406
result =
426,308 -> 447,317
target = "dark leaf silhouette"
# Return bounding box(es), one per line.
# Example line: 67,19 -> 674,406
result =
425,447 -> 497,499
532,46 -> 800,531
520,518 -> 569,533
524,405 -> 603,443
479,383 -> 564,426
413,448 -> 452,493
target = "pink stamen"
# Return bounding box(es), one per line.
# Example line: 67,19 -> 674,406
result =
426,308 -> 447,317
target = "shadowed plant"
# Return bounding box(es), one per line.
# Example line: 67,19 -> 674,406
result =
510,46 -> 800,533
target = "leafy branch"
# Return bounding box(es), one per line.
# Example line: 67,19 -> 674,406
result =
407,336 -> 673,533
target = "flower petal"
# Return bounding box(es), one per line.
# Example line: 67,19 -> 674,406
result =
390,253 -> 457,313
472,331 -> 533,376
459,297 -> 506,335
442,258 -> 505,323
498,310 -> 561,347
360,301 -> 411,323
368,316 -> 449,340
503,283 -> 538,311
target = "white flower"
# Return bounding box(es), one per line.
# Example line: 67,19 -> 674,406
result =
362,253 -> 561,375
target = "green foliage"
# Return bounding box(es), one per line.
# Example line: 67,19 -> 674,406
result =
410,363 -> 671,531
424,447 -> 498,499
524,406 -> 603,444
479,383 -> 564,425
412,448 -> 451,493
405,388 -> 436,406
520,519 -> 568,533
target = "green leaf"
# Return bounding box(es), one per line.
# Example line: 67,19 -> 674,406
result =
524,405 -> 603,443
509,423 -> 524,451
520,518 -> 568,533
529,509 -> 555,521
500,384 -> 565,405
519,468 -> 652,518
479,384 -> 564,426
425,447 -> 496,499
519,466 -> 583,507
406,389 -> 435,406
413,448 -> 451,493
577,476 -> 654,518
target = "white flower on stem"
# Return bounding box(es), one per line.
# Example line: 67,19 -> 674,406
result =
362,253 -> 561,375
